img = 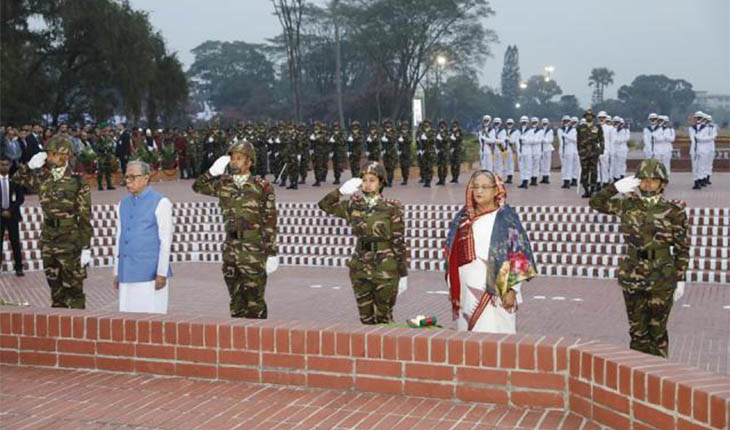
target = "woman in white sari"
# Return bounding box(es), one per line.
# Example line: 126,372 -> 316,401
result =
444,170 -> 537,333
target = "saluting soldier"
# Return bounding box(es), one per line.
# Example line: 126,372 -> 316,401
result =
589,159 -> 689,357
318,161 -> 408,324
14,135 -> 92,308
192,141 -> 278,318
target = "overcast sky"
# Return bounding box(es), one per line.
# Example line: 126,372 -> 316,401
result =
130,0 -> 730,106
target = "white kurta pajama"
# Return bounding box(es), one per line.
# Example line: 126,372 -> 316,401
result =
455,211 -> 522,334
114,197 -> 173,314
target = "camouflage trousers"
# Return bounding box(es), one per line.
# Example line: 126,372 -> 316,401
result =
580,157 -> 599,186
222,240 -> 268,319
97,160 -> 114,189
41,245 -> 86,309
450,150 -> 462,181
313,153 -> 329,182
437,151 -> 449,181
299,153 -> 310,183
349,152 -> 362,177
399,156 -> 410,183
349,269 -> 398,325
621,287 -> 675,357
421,153 -> 435,184
383,155 -> 397,186
332,151 -> 347,181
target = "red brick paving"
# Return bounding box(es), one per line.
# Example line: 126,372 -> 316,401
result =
1,264 -> 728,375
0,365 -> 608,429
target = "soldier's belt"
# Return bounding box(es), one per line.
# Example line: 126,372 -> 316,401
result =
44,217 -> 76,228
356,239 -> 391,252
628,247 -> 671,260
226,230 -> 261,241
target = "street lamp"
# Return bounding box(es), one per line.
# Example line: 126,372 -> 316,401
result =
436,55 -> 447,67
519,82 -> 527,89
515,103 -> 521,109
544,65 -> 555,82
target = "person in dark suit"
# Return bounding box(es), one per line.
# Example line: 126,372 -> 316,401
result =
19,127 -> 42,165
0,156 -> 25,276
116,123 -> 132,180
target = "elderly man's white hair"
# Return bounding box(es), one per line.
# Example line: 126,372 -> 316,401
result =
127,160 -> 151,175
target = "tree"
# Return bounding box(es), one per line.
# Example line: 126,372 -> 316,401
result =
188,41 -> 276,117
588,67 -> 615,106
617,74 -> 695,122
341,0 -> 498,120
557,95 -> 582,118
272,0 -> 306,122
500,45 -> 520,112
523,75 -> 562,106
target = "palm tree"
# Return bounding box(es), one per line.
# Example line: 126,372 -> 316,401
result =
589,67 -> 615,106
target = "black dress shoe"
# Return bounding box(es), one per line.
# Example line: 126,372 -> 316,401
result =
561,180 -> 570,189
530,177 -> 538,186
692,180 -> 702,190
333,179 -> 340,185
540,176 -> 549,184
107,186 -> 116,190
424,182 -> 431,187
505,175 -> 513,184
581,187 -> 591,198
518,180 -> 528,189
15,269 -> 24,277
401,181 -> 408,185
570,179 -> 578,186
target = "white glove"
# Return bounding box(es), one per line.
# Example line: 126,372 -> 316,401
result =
614,176 -> 641,194
347,136 -> 353,142
398,277 -> 408,296
329,137 -> 335,143
420,133 -> 427,140
450,135 -> 456,141
209,155 -> 230,177
418,150 -> 424,156
297,154 -> 302,162
275,138 -> 281,144
339,177 -> 362,195
347,152 -> 351,157
265,256 -> 279,275
366,137 -> 372,143
207,137 -> 214,143
80,249 -> 92,267
309,134 -> 316,141
673,281 -> 685,302
398,137 -> 404,142
381,136 -> 388,142
28,152 -> 47,169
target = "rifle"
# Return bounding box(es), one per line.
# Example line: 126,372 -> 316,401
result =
275,162 -> 288,184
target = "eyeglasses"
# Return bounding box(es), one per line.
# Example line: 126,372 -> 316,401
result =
123,174 -> 146,181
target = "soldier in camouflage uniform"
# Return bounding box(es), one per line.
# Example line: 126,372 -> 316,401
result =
192,141 -> 278,318
397,120 -> 412,185
589,159 -> 689,357
449,120 -> 463,183
284,123 -> 300,189
311,121 -> 329,186
318,161 -> 408,324
577,109 -> 604,198
297,123 -> 310,185
94,124 -> 117,190
267,124 -> 280,182
417,120 -> 436,187
380,118 -> 398,187
435,120 -> 450,185
179,127 -> 194,179
347,121 -> 364,177
329,122 -> 347,184
254,122 -> 269,178
365,121 -> 381,162
14,135 -> 92,308
416,122 -> 425,183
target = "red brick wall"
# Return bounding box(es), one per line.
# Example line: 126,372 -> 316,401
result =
1,307 -> 727,430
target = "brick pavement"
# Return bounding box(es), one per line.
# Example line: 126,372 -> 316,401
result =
2,264 -> 728,375
0,365 -> 609,430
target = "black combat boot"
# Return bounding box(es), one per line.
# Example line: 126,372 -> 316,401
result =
312,181 -> 320,187
401,179 -> 408,185
518,180 -> 528,189
540,175 -> 549,184
706,176 -> 712,185
424,182 -> 431,188
581,186 -> 591,198
436,179 -> 445,186
286,183 -> 298,190
530,177 -> 538,186
333,178 -> 341,185
570,179 -> 577,187
505,175 -> 513,184
561,180 -> 570,189
692,180 -> 702,190
450,177 -> 458,183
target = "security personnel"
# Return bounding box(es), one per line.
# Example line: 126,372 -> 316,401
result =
589,159 -> 689,357
397,120 -> 412,185
557,115 -> 578,189
192,141 -> 278,318
577,109 -> 604,197
318,161 -> 408,324
330,122 -> 347,185
94,123 -> 117,191
14,135 -> 92,308
435,120 -> 449,185
417,119 -> 436,187
366,121 -> 381,162
380,118 -> 398,187
449,120 -> 463,183
347,121 -> 364,178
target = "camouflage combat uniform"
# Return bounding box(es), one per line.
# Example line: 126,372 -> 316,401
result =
449,120 -> 463,183
318,162 -> 408,324
311,122 -> 329,186
297,124 -> 310,184
397,121 -> 412,185
192,142 -> 277,318
418,120 -> 436,187
577,109 -> 604,197
589,159 -> 689,357
365,122 -> 381,162
329,122 -> 347,185
347,121 -> 364,177
254,123 -> 269,178
381,119 -> 398,187
435,120 -> 450,185
14,136 -> 92,308
94,133 -> 116,190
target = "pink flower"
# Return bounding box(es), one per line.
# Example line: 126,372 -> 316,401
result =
509,251 -> 529,275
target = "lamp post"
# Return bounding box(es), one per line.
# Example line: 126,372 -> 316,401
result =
434,55 -> 447,119
544,65 -> 555,82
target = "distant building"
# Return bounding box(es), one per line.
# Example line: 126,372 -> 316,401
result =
695,91 -> 730,110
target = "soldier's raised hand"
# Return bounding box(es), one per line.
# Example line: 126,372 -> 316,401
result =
614,176 -> 641,194
209,155 -> 231,177
339,177 -> 362,195
28,152 -> 48,169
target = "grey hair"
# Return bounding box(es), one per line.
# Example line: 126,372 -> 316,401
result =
127,160 -> 151,175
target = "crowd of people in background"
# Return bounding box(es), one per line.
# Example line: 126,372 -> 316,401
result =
0,111 -> 718,194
